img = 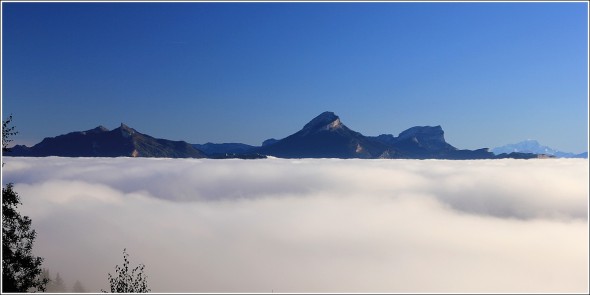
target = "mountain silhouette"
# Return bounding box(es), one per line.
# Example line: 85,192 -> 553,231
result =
371,125 -> 501,159
6,112 -> 547,160
254,112 -> 392,158
253,111 -> 515,159
10,124 -> 206,158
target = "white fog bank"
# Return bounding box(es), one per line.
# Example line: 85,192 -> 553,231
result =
2,157 -> 588,292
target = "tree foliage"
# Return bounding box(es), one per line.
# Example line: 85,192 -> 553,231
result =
2,114 -> 19,168
2,184 -> 48,292
2,114 -> 47,292
2,114 -> 18,153
103,249 -> 150,293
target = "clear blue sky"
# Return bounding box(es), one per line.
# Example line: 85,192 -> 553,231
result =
2,2 -> 588,153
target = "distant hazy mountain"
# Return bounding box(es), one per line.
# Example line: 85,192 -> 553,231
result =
9,124 -> 207,158
491,140 -> 587,158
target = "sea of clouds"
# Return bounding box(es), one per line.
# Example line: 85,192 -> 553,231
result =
2,157 -> 588,293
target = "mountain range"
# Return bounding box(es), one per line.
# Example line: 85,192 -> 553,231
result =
5,111 -> 570,160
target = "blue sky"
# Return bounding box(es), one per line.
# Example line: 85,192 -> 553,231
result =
2,2 -> 588,153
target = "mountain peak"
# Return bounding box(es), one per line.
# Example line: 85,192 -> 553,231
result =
397,125 -> 444,140
302,111 -> 342,131
521,139 -> 540,145
257,111 -> 387,158
119,123 -> 136,138
395,125 -> 455,152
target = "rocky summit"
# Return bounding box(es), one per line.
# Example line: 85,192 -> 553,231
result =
254,112 -> 390,159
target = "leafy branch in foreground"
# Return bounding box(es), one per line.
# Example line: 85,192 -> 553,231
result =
102,248 -> 150,293
2,114 -> 18,153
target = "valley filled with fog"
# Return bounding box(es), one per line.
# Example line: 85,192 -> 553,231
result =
2,157 -> 588,292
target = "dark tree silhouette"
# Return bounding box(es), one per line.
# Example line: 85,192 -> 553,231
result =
40,268 -> 51,285
2,115 -> 19,167
2,115 -> 47,292
102,249 -> 150,293
2,184 -> 48,292
2,114 -> 18,153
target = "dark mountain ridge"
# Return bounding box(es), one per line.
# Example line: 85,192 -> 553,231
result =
369,125 -> 498,159
10,124 -> 206,158
254,112 -> 517,159
6,112 -> 549,160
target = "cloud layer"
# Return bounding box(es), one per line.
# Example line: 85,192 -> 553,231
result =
2,157 -> 588,292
